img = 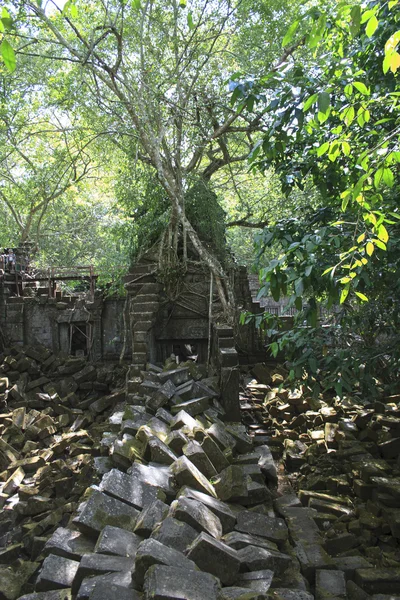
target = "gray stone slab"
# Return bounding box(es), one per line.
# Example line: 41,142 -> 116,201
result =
201,435 -> 230,473
213,466 -> 249,502
99,468 -> 160,509
171,397 -> 210,417
89,584 -> 141,600
155,408 -> 174,425
73,491 -> 139,537
222,532 -> 278,552
73,553 -> 134,595
170,410 -> 199,433
158,367 -> 190,386
219,588 -> 266,600
94,526 -> 142,557
226,425 -> 253,454
36,554 -> 80,592
355,568 -> 400,595
235,511 -> 288,544
331,556 -> 372,579
76,572 -> 132,600
235,571 -> 274,594
169,496 -> 223,539
178,487 -> 236,534
134,499 -> 169,537
171,455 -> 217,497
187,531 -> 240,585
255,446 -> 278,485
143,564 -> 220,600
267,590 -> 314,600
19,593 -> 72,600
182,440 -> 217,479
148,437 -> 177,465
44,527 -> 95,561
135,538 -> 197,585
237,545 -> 291,576
207,423 -> 236,451
150,517 -> 198,553
128,463 -> 176,497
164,430 -> 189,454
294,542 -> 334,580
315,569 -> 346,599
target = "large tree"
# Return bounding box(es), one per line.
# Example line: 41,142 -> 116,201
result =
9,0 -> 299,315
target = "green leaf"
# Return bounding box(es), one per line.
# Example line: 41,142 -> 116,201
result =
341,141 -> 350,156
70,3 -> 78,17
353,81 -> 369,95
374,167 -> 384,189
270,342 -> 279,357
0,39 -> 16,73
308,357 -> 318,373
282,20 -> 299,48
295,277 -> 304,296
366,15 -> 378,37
318,92 -> 330,115
350,5 -> 361,36
355,291 -> 369,302
303,93 -> 318,112
179,0 -> 187,6
383,167 -> 394,187
187,12 -> 194,29
322,266 -> 334,276
317,141 -> 329,157
377,224 -> 389,243
374,239 -> 387,250
340,286 -> 350,304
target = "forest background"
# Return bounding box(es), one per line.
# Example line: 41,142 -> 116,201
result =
0,0 -> 399,399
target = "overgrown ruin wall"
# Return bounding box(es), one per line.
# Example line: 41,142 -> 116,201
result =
0,291 -> 131,362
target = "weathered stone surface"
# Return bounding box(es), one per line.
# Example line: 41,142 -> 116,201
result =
207,423 -> 236,451
268,590 -> 314,600
73,553 -> 134,594
315,569 -> 346,600
171,397 -> 210,417
170,410 -> 199,433
294,542 -> 334,580
355,568 -> 400,594
134,499 -> 169,537
169,496 -> 223,538
219,587 -> 266,600
99,468 -> 159,509
171,455 -> 217,498
178,487 -> 236,534
222,532 -> 278,552
143,564 -> 220,600
19,592 -> 72,600
73,490 -> 139,537
182,440 -> 217,479
212,466 -> 248,502
186,532 -> 240,585
201,435 -> 230,473
150,517 -> 198,552
135,538 -> 197,585
128,463 -> 175,497
94,526 -> 142,557
36,555 -> 80,592
88,583 -> 141,600
158,367 -> 190,386
147,437 -> 177,465
331,556 -> 372,579
76,571 -> 132,600
237,545 -> 291,576
235,571 -> 274,594
235,511 -> 288,545
164,430 -> 189,454
44,527 -> 95,561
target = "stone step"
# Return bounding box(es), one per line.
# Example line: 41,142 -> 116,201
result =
131,311 -> 157,322
132,302 -> 159,314
131,352 -> 147,366
218,337 -> 235,349
133,320 -> 153,332
134,294 -> 159,304
133,342 -> 147,354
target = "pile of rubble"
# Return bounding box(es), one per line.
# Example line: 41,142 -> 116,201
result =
2,355 -> 314,600
242,362 -> 400,598
0,345 -> 126,598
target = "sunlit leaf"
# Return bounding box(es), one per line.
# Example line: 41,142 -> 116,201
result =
318,92 -> 330,115
366,15 -> 378,37
340,286 -> 349,304
0,39 -> 16,73
366,241 -> 374,256
317,141 -> 329,156
353,81 -> 369,95
355,291 -> 369,302
357,232 -> 366,243
282,20 -> 299,48
377,223 -> 389,243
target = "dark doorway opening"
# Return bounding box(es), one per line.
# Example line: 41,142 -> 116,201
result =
70,323 -> 88,356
